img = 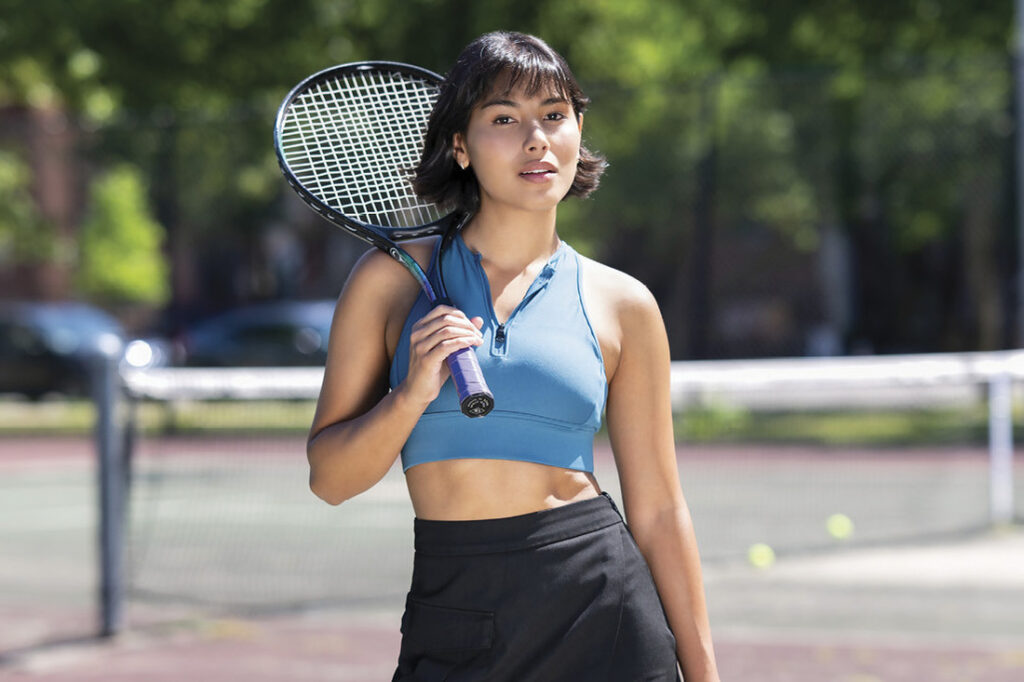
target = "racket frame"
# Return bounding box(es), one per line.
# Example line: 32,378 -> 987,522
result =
274,61 -> 494,418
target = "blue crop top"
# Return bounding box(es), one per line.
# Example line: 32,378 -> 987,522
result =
389,234 -> 607,472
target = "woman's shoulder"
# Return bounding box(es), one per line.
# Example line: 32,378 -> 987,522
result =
344,237 -> 439,293
335,237 -> 440,357
575,252 -> 665,379
576,252 -> 660,318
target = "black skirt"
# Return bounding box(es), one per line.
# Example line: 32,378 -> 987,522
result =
392,492 -> 681,682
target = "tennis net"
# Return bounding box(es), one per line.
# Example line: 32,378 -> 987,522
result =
121,368 -> 411,613
117,353 -> 1021,614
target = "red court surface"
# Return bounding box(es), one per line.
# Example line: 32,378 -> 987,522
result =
2,435 -> 1023,681
2,611 -> 1023,681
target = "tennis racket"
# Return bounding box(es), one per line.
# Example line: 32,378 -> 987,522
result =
274,61 -> 494,418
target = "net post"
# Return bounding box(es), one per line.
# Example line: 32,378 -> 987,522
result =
987,372 -> 1015,526
91,334 -> 126,637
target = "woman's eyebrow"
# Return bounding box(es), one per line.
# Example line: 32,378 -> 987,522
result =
479,95 -> 569,109
479,97 -> 519,109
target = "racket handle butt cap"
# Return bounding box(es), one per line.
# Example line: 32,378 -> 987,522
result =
460,393 -> 494,418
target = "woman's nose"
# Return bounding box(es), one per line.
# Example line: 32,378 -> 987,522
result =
524,124 -> 549,153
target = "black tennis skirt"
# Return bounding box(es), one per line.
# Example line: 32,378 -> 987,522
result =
392,492 -> 681,681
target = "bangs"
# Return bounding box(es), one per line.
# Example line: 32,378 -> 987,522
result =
478,61 -> 576,109
455,33 -> 590,118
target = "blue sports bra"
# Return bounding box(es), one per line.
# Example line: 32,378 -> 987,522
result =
389,234 -> 607,472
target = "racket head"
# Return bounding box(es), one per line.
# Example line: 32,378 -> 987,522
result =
274,61 -> 454,248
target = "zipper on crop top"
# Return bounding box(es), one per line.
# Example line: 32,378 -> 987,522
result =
458,234 -> 562,358
493,324 -> 507,354
487,276 -> 553,357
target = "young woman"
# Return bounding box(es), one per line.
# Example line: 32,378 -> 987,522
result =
307,31 -> 720,682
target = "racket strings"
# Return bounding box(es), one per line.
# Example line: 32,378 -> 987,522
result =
278,69 -> 446,230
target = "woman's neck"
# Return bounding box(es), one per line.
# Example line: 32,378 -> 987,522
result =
461,205 -> 561,273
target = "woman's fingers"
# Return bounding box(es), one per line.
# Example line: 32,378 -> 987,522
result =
403,306 -> 484,405
412,306 -> 483,339
411,311 -> 483,358
413,335 -> 479,369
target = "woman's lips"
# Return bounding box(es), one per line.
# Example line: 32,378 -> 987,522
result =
519,162 -> 558,182
519,169 -> 556,182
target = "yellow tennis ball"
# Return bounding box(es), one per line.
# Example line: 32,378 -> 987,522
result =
747,543 -> 776,569
826,513 -> 854,540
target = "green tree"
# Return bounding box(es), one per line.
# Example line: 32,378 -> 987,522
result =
0,150 -> 54,264
0,0 -> 1016,352
77,164 -> 169,305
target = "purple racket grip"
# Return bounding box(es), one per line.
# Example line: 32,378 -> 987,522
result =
446,346 -> 494,417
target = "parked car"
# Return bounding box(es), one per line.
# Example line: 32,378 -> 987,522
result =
0,301 -> 125,399
177,299 -> 335,367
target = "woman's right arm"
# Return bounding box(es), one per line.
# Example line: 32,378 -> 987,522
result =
306,248 -> 482,505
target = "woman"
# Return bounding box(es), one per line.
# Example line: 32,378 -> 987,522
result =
307,31 -> 720,681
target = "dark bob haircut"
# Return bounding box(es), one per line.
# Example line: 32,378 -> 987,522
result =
413,31 -> 607,214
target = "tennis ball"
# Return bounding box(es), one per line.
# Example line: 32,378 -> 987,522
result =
747,543 -> 776,569
826,513 -> 854,540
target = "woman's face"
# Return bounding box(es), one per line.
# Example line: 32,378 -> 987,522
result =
453,81 -> 582,216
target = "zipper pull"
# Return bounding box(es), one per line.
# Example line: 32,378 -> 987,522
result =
492,323 -> 508,357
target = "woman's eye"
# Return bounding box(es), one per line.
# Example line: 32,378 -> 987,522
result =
493,115 -> 514,125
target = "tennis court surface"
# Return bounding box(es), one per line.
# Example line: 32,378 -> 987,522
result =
1,435 -> 1022,681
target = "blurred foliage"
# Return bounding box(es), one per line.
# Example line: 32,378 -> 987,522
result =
0,395 -> 997,444
675,404 -> 991,446
0,149 -> 55,263
676,399 -> 753,442
0,0 -> 1016,353
77,164 -> 170,304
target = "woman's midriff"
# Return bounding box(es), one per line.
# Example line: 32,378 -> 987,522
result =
405,458 -> 602,521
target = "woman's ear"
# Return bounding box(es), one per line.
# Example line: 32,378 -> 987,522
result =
576,113 -> 584,133
452,132 -> 469,170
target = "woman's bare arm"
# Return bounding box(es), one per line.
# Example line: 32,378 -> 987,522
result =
589,263 -> 720,681
307,246 -> 482,505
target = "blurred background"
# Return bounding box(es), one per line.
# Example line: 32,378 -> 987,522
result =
0,0 -> 1017,359
1,1 -> 1023,681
